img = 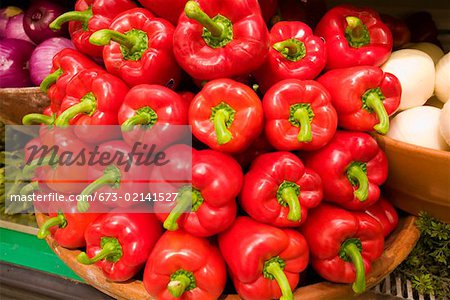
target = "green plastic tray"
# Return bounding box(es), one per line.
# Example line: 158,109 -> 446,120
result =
0,227 -> 82,281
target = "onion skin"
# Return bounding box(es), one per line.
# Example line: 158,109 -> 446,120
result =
29,37 -> 74,86
0,6 -> 23,38
5,13 -> 34,44
23,0 -> 68,44
0,38 -> 35,88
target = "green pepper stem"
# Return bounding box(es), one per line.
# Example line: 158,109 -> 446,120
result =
78,166 -> 121,212
347,163 -> 369,202
163,192 -> 196,231
213,109 -> 233,145
77,238 -> 122,265
90,29 -> 135,49
265,261 -> 293,300
50,8 -> 92,31
343,242 -> 366,294
22,113 -> 55,125
19,181 -> 39,196
55,94 -> 96,127
76,200 -> 90,213
364,90 -> 389,135
280,186 -> 301,222
185,1 -> 223,38
40,68 -> 63,92
167,274 -> 192,298
272,39 -> 306,62
345,16 -> 370,48
37,214 -> 66,239
120,106 -> 158,132
293,107 -> 312,142
23,155 -> 57,179
121,114 -> 149,131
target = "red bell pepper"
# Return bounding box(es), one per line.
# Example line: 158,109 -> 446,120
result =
42,49 -> 101,111
300,203 -> 384,294
77,140 -> 151,212
173,0 -> 270,80
37,200 -> 102,249
89,8 -> 181,88
144,230 -> 227,299
258,0 -> 278,23
152,144 -> 242,237
380,14 -> 411,49
219,216 -> 309,300
179,91 -> 195,105
77,208 -> 163,282
118,84 -> 189,151
23,49 -> 101,125
240,151 -> 322,227
315,5 -> 393,69
364,196 -> 398,237
271,0 -> 327,29
317,66 -> 401,135
263,79 -> 338,151
192,73 -> 257,90
54,68 -> 128,143
254,22 -> 327,93
138,0 -> 187,25
49,0 -> 137,57
233,133 -> 274,169
303,131 -> 388,210
189,79 -> 264,153
21,128 -> 93,194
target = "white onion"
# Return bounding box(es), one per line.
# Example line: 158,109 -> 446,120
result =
388,106 -> 449,151
434,52 -> 450,103
381,49 -> 435,111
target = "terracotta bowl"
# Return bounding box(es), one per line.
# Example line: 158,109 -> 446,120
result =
374,134 -> 450,223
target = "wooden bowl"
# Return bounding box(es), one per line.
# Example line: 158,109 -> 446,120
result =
0,87 -> 50,125
35,213 -> 419,300
374,134 -> 450,223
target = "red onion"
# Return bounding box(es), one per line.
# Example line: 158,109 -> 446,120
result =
23,0 -> 68,44
0,6 -> 23,38
5,13 -> 34,44
0,38 -> 35,88
29,37 -> 74,85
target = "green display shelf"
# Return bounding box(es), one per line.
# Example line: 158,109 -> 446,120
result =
0,227 -> 82,281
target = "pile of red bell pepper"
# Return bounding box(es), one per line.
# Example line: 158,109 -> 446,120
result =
15,0 -> 410,298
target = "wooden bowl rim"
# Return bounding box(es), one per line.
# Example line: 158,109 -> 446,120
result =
0,87 -> 42,92
374,133 -> 450,159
